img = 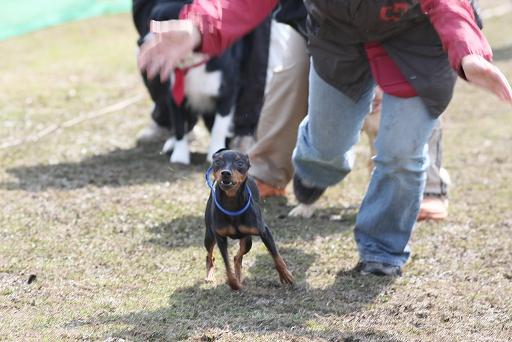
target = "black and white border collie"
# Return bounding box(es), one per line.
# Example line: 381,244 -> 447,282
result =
160,47 -> 241,164
141,1 -> 241,165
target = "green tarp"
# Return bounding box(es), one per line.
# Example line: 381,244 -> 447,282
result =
0,0 -> 131,40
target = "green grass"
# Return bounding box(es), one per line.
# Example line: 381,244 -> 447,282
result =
1,9 -> 512,342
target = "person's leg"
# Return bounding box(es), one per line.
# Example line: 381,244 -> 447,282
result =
133,0 -> 172,143
248,21 -> 309,192
355,94 -> 438,268
292,64 -> 375,188
419,120 -> 450,220
231,16 -> 272,150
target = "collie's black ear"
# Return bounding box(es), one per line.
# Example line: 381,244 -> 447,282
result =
212,148 -> 228,160
212,148 -> 228,157
214,148 -> 228,154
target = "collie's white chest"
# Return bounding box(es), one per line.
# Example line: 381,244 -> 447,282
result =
183,64 -> 222,113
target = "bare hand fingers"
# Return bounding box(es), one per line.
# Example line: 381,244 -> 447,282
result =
463,55 -> 512,104
484,65 -> 512,102
138,39 -> 159,71
147,56 -> 164,80
160,61 -> 173,83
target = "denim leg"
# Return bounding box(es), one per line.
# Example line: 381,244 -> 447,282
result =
355,94 -> 438,267
292,64 -> 375,188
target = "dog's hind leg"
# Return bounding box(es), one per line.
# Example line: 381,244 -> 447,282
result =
216,235 -> 242,290
288,203 -> 317,218
363,88 -> 382,173
362,111 -> 380,174
204,227 -> 216,282
260,225 -> 294,285
234,236 -> 252,284
207,112 -> 232,162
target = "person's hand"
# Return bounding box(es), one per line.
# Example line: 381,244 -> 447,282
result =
461,54 -> 512,103
138,19 -> 202,82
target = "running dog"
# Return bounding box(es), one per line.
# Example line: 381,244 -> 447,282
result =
204,149 -> 294,290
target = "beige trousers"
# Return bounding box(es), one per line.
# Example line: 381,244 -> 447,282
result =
248,21 -> 309,189
364,89 -> 450,196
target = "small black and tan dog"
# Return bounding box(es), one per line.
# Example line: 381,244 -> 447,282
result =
204,149 -> 294,290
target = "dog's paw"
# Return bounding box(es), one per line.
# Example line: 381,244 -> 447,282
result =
275,256 -> 294,285
288,203 -> 316,218
278,268 -> 294,285
227,278 -> 243,291
170,152 -> 190,165
170,138 -> 190,164
161,137 -> 176,154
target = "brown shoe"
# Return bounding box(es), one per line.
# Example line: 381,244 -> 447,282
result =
417,195 -> 448,221
255,178 -> 286,199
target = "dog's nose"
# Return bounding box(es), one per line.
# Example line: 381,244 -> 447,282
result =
221,170 -> 232,178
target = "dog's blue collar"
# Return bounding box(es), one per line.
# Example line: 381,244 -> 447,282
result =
205,167 -> 252,216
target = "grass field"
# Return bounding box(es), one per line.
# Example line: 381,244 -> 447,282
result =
1,6 -> 512,342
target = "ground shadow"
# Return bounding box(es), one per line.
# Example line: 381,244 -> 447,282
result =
145,199 -> 358,249
493,44 -> 512,61
1,144 -> 208,191
70,248 -> 397,341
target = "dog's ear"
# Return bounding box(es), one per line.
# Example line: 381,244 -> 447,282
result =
212,148 -> 228,160
244,153 -> 251,168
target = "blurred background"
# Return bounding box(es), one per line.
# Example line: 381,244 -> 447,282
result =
1,0 -> 130,40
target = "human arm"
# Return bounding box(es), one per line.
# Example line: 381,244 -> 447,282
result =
138,0 -> 278,81
421,0 -> 512,102
179,0 -> 278,56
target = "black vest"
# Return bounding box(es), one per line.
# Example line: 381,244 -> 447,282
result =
304,0 -> 481,117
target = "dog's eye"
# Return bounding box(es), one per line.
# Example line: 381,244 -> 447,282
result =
235,160 -> 245,169
213,159 -> 223,167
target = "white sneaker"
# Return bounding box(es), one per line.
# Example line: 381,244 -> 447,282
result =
136,121 -> 171,144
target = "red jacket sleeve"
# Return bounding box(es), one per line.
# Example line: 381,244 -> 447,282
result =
179,0 -> 278,56
420,0 -> 493,79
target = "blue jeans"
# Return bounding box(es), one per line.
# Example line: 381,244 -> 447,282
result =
292,65 -> 438,267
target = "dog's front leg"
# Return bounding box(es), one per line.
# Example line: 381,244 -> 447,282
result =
260,225 -> 294,285
216,235 -> 242,290
234,236 -> 252,284
204,227 -> 216,282
362,111 -> 379,173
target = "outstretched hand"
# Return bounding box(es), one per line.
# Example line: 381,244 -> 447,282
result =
138,20 -> 202,82
462,54 -> 512,103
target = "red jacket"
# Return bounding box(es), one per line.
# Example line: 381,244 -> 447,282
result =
180,0 -> 492,103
